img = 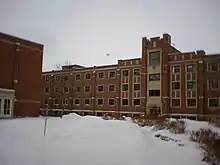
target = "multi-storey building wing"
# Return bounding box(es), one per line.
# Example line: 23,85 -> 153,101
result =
41,33 -> 220,120
0,32 -> 44,118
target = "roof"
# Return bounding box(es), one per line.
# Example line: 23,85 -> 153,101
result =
0,32 -> 44,50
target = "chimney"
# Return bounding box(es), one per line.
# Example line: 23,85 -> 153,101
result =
163,33 -> 171,44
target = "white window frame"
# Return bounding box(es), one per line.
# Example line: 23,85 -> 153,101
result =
208,98 -> 220,108
84,98 -> 90,106
2,98 -> 13,117
96,98 -> 104,106
108,84 -> 116,92
74,98 -> 80,106
84,85 -> 91,93
97,84 -> 104,93
108,98 -> 115,106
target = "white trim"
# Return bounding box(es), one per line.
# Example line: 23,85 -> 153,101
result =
208,97 -> 220,108
108,98 -> 115,106
185,63 -> 197,108
84,98 -> 91,106
96,98 -> 104,106
0,88 -> 15,93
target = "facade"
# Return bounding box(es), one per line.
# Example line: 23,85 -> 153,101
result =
0,32 -> 43,118
41,33 -> 220,120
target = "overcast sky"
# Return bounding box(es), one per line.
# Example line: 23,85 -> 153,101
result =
0,0 -> 219,71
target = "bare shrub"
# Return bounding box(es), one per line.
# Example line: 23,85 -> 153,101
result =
189,128 -> 220,165
167,120 -> 186,134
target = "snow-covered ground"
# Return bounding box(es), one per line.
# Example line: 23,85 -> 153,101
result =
0,114 -> 218,165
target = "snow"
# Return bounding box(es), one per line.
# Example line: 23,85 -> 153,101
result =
0,114 -> 216,165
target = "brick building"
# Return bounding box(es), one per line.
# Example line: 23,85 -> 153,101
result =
41,33 -> 220,120
0,32 -> 43,118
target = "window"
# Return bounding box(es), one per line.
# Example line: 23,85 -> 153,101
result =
44,99 -> 48,105
149,51 -> 160,65
133,99 -> 140,106
74,99 -> 80,105
109,71 -> 116,79
122,99 -> 128,106
149,90 -> 160,96
45,76 -> 49,82
208,62 -> 218,72
171,99 -> 180,107
84,86 -> 91,92
133,69 -> 140,76
187,81 -> 196,89
84,99 -> 90,105
149,73 -> 160,81
122,70 -> 129,77
85,73 -> 91,80
63,87 -> 69,93
122,84 -> 128,91
171,65 -> 180,73
75,74 -> 80,80
134,84 -> 140,90
187,99 -> 196,107
54,98 -> 59,105
75,86 -> 80,93
44,88 -> 49,93
55,87 -> 60,93
4,99 -> 11,115
97,99 -> 103,105
63,99 -> 68,105
172,82 -> 180,90
55,76 -> 61,81
209,98 -> 219,108
97,85 -> 104,92
187,64 -> 196,72
108,84 -> 115,92
108,99 -> 115,106
64,76 -> 68,81
209,79 -> 220,89
98,72 -> 104,79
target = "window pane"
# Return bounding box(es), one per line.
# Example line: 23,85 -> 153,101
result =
109,99 -> 115,105
187,64 -> 196,72
122,99 -> 128,105
209,98 -> 219,107
187,99 -> 196,107
85,99 -> 90,105
149,51 -> 160,65
109,71 -> 116,78
97,85 -> 104,92
172,65 -> 180,73
134,84 -> 140,90
133,99 -> 140,106
149,73 -> 160,81
122,84 -> 128,91
75,99 -> 80,105
97,99 -> 103,105
172,82 -> 180,90
134,69 -> 140,76
171,99 -> 180,107
149,90 -> 160,96
208,62 -> 218,72
187,81 -> 196,89
109,85 -> 115,92
122,70 -> 128,77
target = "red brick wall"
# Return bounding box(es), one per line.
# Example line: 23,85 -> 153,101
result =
0,33 -> 43,117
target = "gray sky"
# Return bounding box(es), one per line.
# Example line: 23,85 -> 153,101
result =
0,0 -> 220,71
